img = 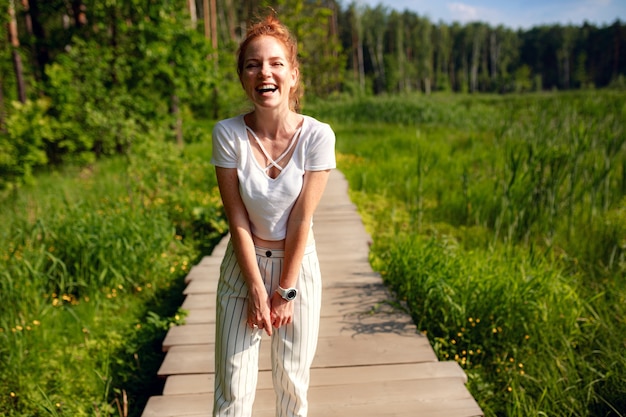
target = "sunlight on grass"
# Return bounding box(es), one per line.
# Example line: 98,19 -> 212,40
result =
308,91 -> 626,417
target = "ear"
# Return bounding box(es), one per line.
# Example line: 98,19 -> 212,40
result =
290,66 -> 299,89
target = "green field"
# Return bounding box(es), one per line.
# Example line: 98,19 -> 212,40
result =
0,140 -> 226,416
1,91 -> 624,416
309,91 -> 626,416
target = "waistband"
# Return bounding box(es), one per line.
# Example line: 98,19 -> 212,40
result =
254,244 -> 316,258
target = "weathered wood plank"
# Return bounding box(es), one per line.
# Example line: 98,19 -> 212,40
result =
144,377 -> 482,417
158,329 -> 437,376
162,310 -> 420,351
183,278 -> 217,295
163,362 -> 468,396
177,282 -> 402,321
182,308 -> 213,324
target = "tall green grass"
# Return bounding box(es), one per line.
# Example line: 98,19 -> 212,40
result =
0,138 -> 226,416
307,91 -> 626,416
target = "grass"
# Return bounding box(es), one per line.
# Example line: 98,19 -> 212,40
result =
0,139 -> 226,416
307,90 -> 626,416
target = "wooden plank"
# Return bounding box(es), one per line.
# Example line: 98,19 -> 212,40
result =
184,264 -> 219,284
144,377 -> 481,417
158,345 -> 215,376
163,374 -> 214,396
182,308 -> 213,324
181,294 -> 213,310
183,278 -> 217,295
255,378 -> 481,415
162,310 -> 420,351
158,329 -> 437,376
162,324 -> 214,351
179,283 -> 403,319
162,362 -> 467,396
142,395 -> 210,417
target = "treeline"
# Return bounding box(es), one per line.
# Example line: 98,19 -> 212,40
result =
339,4 -> 626,95
1,0 -> 625,189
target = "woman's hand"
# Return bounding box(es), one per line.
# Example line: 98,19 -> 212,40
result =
247,285 -> 273,336
270,292 -> 294,328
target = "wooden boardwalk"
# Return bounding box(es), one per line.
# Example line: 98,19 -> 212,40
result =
141,169 -> 483,417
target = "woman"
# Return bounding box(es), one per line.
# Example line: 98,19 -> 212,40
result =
210,13 -> 336,417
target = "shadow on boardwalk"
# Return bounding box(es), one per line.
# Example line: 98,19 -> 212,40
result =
141,169 -> 483,417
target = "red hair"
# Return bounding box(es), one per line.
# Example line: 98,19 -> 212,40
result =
237,14 -> 302,112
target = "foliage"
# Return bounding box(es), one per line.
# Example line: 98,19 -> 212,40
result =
0,99 -> 51,188
1,0 -> 216,189
310,91 -> 626,416
0,136 -> 226,416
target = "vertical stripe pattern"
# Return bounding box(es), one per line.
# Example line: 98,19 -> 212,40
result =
213,240 -> 322,417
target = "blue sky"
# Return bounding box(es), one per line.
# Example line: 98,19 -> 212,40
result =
354,0 -> 626,29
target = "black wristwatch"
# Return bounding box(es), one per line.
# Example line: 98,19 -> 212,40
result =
276,285 -> 298,301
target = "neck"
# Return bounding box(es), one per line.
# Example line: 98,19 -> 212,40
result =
248,106 -> 298,139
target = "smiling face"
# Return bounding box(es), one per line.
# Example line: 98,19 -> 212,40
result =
239,35 -> 299,111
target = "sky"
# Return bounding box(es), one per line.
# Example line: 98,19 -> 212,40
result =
354,0 -> 626,30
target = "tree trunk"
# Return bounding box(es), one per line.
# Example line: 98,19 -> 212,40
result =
209,0 -> 217,50
613,24 -> 620,80
0,76 -> 7,132
490,30 -> 497,80
209,0 -> 218,118
171,93 -> 183,146
203,0 -> 209,39
27,0 -> 50,82
188,0 -> 197,29
349,6 -> 365,93
8,0 -> 27,103
225,0 -> 237,41
470,33 -> 481,92
20,0 -> 32,34
70,0 -> 86,28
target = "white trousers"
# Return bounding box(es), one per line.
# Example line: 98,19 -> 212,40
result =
213,240 -> 322,417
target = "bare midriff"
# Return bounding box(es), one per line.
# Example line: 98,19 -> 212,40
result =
252,229 -> 315,249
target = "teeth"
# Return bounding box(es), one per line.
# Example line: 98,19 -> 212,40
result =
257,85 -> 277,93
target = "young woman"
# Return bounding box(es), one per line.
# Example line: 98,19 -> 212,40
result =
210,13 -> 336,417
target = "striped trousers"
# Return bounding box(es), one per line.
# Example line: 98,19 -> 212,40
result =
213,240 -> 322,417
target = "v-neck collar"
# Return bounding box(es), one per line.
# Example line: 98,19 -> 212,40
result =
242,115 -> 305,180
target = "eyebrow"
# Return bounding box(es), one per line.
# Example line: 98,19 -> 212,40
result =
245,56 -> 285,62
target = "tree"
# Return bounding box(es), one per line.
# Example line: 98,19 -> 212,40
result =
433,22 -> 452,91
8,0 -> 26,102
362,4 -> 388,94
557,25 -> 577,89
414,15 -> 433,94
467,22 -> 487,92
347,2 -> 365,93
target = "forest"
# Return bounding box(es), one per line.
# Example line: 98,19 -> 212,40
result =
1,0 -> 625,189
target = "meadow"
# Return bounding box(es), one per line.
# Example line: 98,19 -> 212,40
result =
0,91 -> 624,416
0,139 -> 226,416
309,91 -> 626,416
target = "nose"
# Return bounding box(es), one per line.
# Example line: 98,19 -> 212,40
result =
259,63 -> 271,78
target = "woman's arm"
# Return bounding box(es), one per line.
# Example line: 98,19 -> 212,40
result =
215,166 -> 273,336
271,169 -> 331,327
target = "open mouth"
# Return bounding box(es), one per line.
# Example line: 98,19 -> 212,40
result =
256,84 -> 278,94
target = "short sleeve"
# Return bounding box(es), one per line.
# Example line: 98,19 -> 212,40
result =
210,120 -> 238,168
304,122 -> 336,171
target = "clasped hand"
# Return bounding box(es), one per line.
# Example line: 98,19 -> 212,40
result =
247,291 -> 294,336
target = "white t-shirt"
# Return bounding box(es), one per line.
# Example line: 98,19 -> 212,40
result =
211,114 -> 336,241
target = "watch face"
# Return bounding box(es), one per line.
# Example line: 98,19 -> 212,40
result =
286,289 -> 297,300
